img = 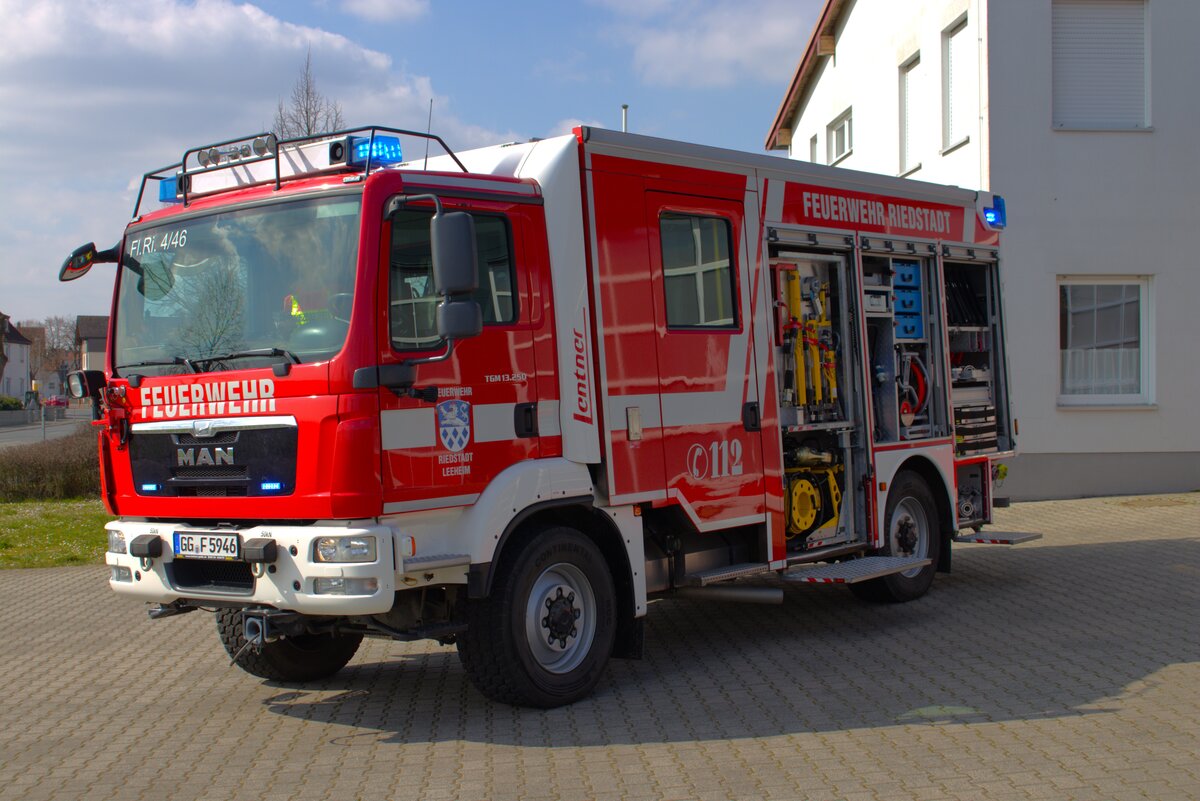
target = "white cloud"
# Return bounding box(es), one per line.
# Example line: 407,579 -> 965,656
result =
601,0 -> 818,88
341,0 -> 429,21
0,0 -> 510,321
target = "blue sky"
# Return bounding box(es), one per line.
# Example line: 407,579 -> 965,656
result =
0,0 -> 820,322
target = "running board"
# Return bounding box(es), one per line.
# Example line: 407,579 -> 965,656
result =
683,562 -> 772,587
953,531 -> 1042,545
782,556 -> 930,585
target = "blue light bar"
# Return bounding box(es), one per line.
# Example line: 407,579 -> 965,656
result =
260,481 -> 283,492
983,195 -> 1007,229
141,483 -> 160,492
348,135 -> 403,167
158,177 -> 183,204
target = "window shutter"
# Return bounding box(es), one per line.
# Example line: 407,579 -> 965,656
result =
1052,0 -> 1147,128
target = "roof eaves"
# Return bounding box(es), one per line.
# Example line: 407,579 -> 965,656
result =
764,0 -> 848,151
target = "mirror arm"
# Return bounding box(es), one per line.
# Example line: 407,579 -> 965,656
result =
384,193 -> 444,218
352,339 -> 461,399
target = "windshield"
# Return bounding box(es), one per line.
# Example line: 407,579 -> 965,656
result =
114,196 -> 361,377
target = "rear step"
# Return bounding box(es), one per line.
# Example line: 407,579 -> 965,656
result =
782,556 -> 930,584
952,531 -> 1042,545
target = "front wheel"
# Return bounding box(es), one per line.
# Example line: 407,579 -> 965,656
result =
850,470 -> 942,603
457,526 -> 616,707
216,610 -> 362,682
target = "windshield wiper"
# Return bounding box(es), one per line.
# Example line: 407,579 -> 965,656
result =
193,348 -> 303,375
115,356 -> 199,374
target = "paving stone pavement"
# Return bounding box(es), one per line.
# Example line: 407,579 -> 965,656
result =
1,493 -> 1197,801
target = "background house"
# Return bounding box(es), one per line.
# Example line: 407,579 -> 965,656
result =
75,315 -> 109,373
767,0 -> 1199,499
1,318 -> 33,400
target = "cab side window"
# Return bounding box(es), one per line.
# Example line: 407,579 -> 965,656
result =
389,210 -> 517,350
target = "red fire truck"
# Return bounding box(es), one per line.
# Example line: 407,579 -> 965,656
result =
61,125 -> 1033,707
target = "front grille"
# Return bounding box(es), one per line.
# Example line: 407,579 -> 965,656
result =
168,559 -> 254,593
130,424 -> 296,497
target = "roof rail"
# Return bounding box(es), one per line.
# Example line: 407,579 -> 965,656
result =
131,125 -> 468,219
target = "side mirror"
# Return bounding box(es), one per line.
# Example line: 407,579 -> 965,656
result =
437,299 -> 483,341
59,242 -> 119,282
430,211 -> 478,295
67,370 -> 107,401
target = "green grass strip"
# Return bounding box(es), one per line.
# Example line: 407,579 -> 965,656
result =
0,499 -> 112,569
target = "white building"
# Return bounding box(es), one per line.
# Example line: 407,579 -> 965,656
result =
1,318 -> 33,400
767,0 -> 1200,499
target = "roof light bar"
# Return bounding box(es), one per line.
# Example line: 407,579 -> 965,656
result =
329,135 -> 404,168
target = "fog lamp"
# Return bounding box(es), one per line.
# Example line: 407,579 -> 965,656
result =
110,565 -> 132,582
313,577 -> 379,596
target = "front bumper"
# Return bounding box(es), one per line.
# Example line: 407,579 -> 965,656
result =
104,520 -> 396,615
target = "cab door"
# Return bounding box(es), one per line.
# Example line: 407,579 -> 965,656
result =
644,191 -> 766,529
376,197 -> 544,512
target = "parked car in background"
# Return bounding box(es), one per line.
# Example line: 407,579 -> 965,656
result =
43,395 -> 68,407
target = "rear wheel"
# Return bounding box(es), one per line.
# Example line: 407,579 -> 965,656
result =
851,470 -> 941,603
457,526 -> 616,707
216,610 -> 362,682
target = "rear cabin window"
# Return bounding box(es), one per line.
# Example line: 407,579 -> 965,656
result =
660,213 -> 738,328
389,210 -> 516,350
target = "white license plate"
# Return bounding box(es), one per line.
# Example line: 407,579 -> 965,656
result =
173,531 -> 240,561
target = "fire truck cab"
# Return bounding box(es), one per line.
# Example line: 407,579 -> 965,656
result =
62,126 -> 1030,707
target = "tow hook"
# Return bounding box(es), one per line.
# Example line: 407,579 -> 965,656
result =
242,612 -> 278,647
231,610 -> 306,665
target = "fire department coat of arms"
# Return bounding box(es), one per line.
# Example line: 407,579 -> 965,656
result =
436,399 -> 471,452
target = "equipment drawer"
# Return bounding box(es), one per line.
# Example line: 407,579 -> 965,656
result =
893,260 -> 922,288
895,313 -> 923,339
894,288 -> 922,314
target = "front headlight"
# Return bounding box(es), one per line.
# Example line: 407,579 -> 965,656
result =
313,535 -> 376,563
107,530 -> 127,555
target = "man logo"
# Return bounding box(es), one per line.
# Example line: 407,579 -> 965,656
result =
436,399 -> 471,452
176,447 -> 234,467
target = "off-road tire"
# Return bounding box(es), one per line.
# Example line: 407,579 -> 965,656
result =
850,470 -> 941,603
216,609 -> 362,682
457,526 -> 616,708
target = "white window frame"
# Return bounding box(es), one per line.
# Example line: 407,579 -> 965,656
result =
1057,275 -> 1154,406
826,108 -> 852,165
809,134 -> 819,164
941,15 -> 971,152
899,53 -> 921,176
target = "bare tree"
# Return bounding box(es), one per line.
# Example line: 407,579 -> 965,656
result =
273,48 -> 344,139
19,316 -> 75,384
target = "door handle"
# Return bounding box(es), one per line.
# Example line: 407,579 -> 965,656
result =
742,402 -> 761,432
514,402 -> 538,438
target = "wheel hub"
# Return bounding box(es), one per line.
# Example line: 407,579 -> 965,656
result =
540,585 -> 581,649
896,517 -> 918,554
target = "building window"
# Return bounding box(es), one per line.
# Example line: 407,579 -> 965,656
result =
899,54 -> 921,174
809,134 -> 819,164
826,109 -> 852,164
1052,0 -> 1147,129
1058,277 -> 1153,404
660,213 -> 737,329
942,16 -> 972,150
